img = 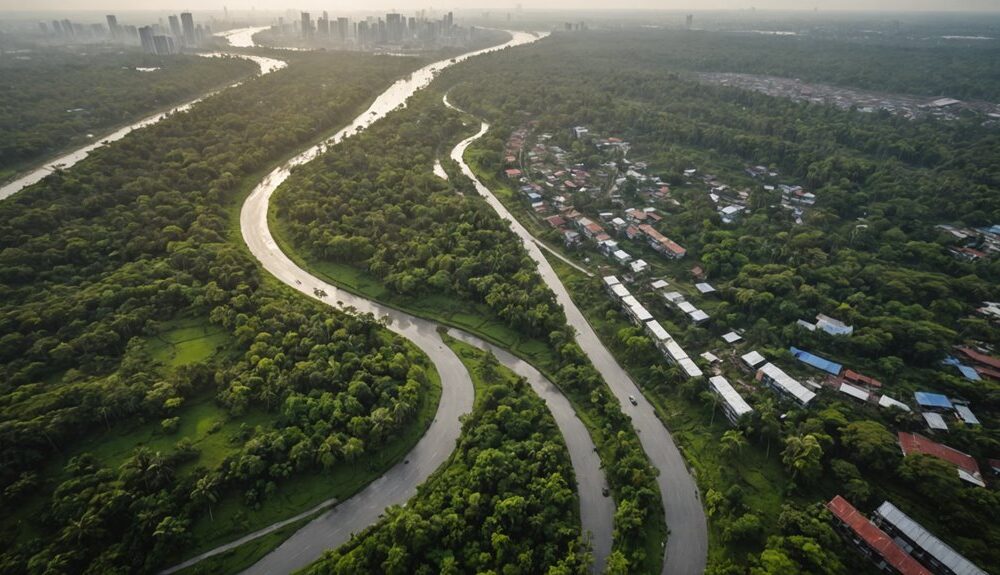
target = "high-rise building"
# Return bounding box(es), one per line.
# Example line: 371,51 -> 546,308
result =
180,12 -> 195,46
106,15 -> 120,40
61,19 -> 74,36
153,34 -> 176,55
685,14 -> 694,29
301,12 -> 312,39
168,15 -> 182,41
138,25 -> 156,53
51,20 -> 62,35
337,17 -> 349,42
386,12 -> 402,43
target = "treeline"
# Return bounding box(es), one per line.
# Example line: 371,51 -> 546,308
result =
0,51 -> 430,573
306,344 -> 589,575
554,29 -> 1000,101
0,50 -> 256,176
271,86 -> 665,571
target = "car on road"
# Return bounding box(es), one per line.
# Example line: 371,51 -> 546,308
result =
602,487 -> 610,497
628,395 -> 637,406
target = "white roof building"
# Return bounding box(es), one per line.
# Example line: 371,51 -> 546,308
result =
677,301 -> 697,314
613,250 -> 633,264
695,282 -> 716,294
645,320 -> 671,342
602,275 -> 621,288
611,284 -> 631,299
689,309 -> 710,323
709,375 -> 754,423
877,395 -> 911,412
663,339 -> 689,362
874,501 -> 988,575
757,363 -> 816,405
838,382 -> 870,402
662,291 -> 685,303
923,412 -> 949,431
630,259 -> 649,274
955,404 -> 980,426
678,358 -> 704,379
741,351 -> 766,369
700,351 -> 720,363
650,279 -> 670,290
722,331 -> 742,344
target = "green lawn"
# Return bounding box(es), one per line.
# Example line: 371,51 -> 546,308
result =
148,316 -> 235,368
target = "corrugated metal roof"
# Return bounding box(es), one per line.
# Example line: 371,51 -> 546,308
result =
709,376 -> 753,418
839,382 -> 870,402
689,309 -> 710,322
602,275 -> 621,287
878,395 -> 911,412
645,320 -> 670,342
758,363 -> 816,405
611,284 -> 631,299
954,405 -> 980,425
722,331 -> 742,343
790,346 -> 843,375
827,497 -> 931,575
922,412 -> 949,430
677,301 -> 697,314
741,351 -> 766,368
914,392 -> 953,409
875,502 -> 988,575
664,339 -> 689,362
695,282 -> 716,293
678,357 -> 703,378
650,279 -> 670,290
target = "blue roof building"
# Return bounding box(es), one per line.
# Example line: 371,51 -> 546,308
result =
914,391 -> 953,410
789,346 -> 843,376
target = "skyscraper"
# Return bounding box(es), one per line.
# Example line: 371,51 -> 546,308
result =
685,14 -> 694,29
138,25 -> 156,53
386,13 -> 402,43
300,12 -> 312,39
153,34 -> 175,55
337,17 -> 349,42
106,15 -> 121,40
180,12 -> 195,46
168,15 -> 182,41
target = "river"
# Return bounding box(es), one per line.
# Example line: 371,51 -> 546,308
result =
0,48 -> 285,202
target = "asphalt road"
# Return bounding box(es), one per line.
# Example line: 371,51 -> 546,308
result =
449,106 -> 710,575
230,30 -> 614,575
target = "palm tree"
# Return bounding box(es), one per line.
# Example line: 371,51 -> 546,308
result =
720,429 -> 748,457
191,474 -> 220,521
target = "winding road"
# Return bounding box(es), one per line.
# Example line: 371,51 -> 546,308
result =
229,30 -> 613,575
0,49 -> 284,202
447,97 -> 709,575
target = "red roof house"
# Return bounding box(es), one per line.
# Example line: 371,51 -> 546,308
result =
826,496 -> 931,575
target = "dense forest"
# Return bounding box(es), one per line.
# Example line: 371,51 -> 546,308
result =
443,30 -> 1000,572
306,340 -> 589,575
0,51 -> 432,574
0,49 -> 256,178
271,87 -> 665,572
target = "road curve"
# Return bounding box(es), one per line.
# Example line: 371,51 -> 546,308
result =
447,98 -> 709,575
446,328 -> 614,570
234,30 -> 612,575
0,53 -> 285,202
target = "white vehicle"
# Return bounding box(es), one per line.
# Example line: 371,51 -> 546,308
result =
628,395 -> 637,406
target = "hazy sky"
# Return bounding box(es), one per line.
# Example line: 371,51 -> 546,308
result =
3,0 -> 1000,12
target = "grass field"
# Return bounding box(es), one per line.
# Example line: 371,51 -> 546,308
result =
148,316 -> 235,368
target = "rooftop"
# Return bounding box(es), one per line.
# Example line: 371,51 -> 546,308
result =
645,320 -> 670,342
875,501 -> 988,575
827,496 -> 931,575
741,350 -> 767,368
790,346 -> 843,375
922,412 -> 949,431
709,375 -> 753,418
839,382 -> 870,402
914,391 -> 953,410
898,432 -> 984,486
758,362 -> 817,405
722,331 -> 742,344
878,395 -> 911,412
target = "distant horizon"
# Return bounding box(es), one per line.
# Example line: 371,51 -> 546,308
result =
3,1 -> 1000,15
